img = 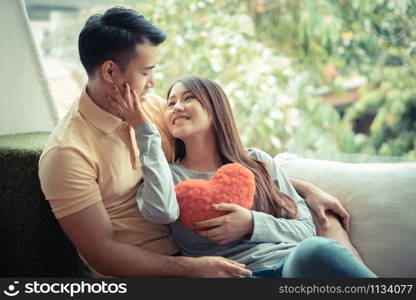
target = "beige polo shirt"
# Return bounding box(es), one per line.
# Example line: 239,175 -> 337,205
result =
38,90 -> 179,258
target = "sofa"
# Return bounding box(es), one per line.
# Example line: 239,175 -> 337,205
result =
276,152 -> 416,277
1,131 -> 415,277
0,132 -> 90,277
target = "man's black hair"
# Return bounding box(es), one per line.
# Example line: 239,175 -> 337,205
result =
78,7 -> 166,77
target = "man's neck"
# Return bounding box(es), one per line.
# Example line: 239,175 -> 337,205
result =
86,81 -> 115,116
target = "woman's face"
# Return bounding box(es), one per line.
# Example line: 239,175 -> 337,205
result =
165,82 -> 212,140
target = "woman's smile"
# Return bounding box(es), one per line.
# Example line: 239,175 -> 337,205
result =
172,115 -> 190,125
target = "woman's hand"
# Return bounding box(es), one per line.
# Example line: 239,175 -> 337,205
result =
108,82 -> 150,128
194,203 -> 254,244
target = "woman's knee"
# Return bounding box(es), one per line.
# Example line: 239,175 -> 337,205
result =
283,237 -> 377,278
292,237 -> 340,264
301,236 -> 336,248
282,237 -> 343,277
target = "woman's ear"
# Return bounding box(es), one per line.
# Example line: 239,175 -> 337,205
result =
100,60 -> 117,84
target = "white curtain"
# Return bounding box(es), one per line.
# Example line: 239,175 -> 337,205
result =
0,0 -> 58,135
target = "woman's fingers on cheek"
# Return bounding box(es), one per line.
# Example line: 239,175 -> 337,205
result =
112,85 -> 121,99
111,86 -> 122,105
132,89 -> 139,101
124,82 -> 130,96
107,95 -> 129,119
116,106 -> 123,118
106,93 -> 116,104
130,90 -> 139,111
113,85 -> 129,109
113,102 -> 124,117
124,83 -> 133,108
108,97 -> 121,114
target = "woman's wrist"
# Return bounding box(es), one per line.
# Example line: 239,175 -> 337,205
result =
246,210 -> 254,235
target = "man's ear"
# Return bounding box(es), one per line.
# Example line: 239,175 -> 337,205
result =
100,60 -> 118,84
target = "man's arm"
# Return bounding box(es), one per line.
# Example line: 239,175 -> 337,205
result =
289,178 -> 365,263
58,201 -> 252,278
289,177 -> 350,232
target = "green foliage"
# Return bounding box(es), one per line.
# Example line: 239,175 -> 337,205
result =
130,0 -> 299,154
42,0 -> 415,159
250,0 -> 416,159
347,65 -> 416,157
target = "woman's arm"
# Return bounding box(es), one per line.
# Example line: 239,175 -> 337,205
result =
246,149 -> 316,243
135,122 -> 180,224
195,149 -> 316,244
109,83 -> 179,224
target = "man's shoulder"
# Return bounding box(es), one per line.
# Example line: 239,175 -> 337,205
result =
40,104 -> 96,164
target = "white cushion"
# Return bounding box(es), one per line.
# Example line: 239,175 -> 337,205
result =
276,152 -> 416,277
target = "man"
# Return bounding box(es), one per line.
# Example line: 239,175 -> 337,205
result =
38,7 -> 356,278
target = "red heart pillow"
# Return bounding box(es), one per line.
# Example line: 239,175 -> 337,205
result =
175,163 -> 255,230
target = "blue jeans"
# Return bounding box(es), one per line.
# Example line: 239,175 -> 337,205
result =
251,237 -> 377,278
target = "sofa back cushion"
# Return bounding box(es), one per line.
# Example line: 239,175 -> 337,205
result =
276,153 -> 416,277
0,132 -> 89,276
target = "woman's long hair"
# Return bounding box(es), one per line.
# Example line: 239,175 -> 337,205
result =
166,75 -> 298,218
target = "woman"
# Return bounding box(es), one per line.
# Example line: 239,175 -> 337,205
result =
111,75 -> 376,277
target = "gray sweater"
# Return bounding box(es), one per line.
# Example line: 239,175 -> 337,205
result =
135,123 -> 316,271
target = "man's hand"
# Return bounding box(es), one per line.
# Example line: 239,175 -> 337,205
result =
289,178 -> 350,232
184,256 -> 252,278
194,203 -> 254,244
108,82 -> 150,128
303,184 -> 350,232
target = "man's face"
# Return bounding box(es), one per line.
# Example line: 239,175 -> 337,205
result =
116,42 -> 158,98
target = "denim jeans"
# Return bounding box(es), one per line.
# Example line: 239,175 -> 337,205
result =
251,237 -> 377,278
